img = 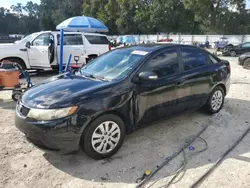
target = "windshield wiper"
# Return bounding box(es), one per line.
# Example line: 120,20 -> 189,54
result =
95,76 -> 109,82
82,73 -> 109,82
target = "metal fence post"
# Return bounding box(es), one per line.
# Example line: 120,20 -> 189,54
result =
242,35 -> 245,43
59,29 -> 64,74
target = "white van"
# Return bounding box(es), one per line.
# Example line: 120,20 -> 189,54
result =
0,31 -> 110,70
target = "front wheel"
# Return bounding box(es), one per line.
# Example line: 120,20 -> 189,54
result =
12,91 -> 22,101
230,50 -> 237,57
206,86 -> 225,114
243,59 -> 250,69
80,114 -> 125,160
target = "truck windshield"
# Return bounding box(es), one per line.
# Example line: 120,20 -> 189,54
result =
15,33 -> 39,44
77,49 -> 148,81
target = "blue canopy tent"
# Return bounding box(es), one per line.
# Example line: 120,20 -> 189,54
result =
56,16 -> 109,73
118,36 -> 137,45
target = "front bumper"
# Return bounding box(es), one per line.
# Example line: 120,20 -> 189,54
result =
15,109 -> 82,154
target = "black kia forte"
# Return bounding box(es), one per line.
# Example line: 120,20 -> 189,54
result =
15,44 -> 231,159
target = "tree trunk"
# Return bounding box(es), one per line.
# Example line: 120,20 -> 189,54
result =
210,11 -> 217,34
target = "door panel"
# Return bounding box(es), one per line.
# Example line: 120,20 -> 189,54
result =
135,74 -> 183,126
57,34 -> 86,65
179,47 -> 213,109
134,48 -> 182,127
28,33 -> 51,68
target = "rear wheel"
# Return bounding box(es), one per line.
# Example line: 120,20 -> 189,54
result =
206,86 -> 225,114
243,59 -> 250,69
230,50 -> 237,57
80,114 -> 125,160
86,55 -> 97,63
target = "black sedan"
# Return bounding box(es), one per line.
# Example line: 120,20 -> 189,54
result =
15,44 -> 231,159
238,52 -> 250,69
223,42 -> 250,57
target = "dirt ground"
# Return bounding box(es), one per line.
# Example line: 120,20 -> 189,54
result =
0,56 -> 250,188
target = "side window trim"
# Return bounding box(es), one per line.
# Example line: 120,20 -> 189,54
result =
138,48 -> 181,79
180,47 -> 209,72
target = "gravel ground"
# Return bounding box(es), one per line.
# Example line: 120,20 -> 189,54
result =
0,56 -> 250,188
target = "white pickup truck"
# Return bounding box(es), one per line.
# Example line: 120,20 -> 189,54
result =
0,31 -> 110,70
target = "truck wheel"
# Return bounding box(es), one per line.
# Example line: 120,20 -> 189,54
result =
243,59 -> 250,69
86,55 -> 97,63
2,58 -> 26,70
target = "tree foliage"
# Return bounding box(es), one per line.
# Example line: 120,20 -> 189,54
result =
0,0 -> 250,35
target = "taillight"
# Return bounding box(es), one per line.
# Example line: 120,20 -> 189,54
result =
108,45 -> 111,51
227,65 -> 231,72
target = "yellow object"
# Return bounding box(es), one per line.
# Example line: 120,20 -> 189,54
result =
145,170 -> 151,176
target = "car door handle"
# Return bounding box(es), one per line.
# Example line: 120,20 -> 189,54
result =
19,48 -> 27,52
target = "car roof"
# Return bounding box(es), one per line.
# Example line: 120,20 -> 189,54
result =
118,44 -> 201,53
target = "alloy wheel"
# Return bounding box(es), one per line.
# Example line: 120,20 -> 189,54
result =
211,90 -> 223,111
91,121 -> 121,154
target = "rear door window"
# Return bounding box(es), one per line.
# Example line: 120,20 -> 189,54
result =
181,48 -> 207,71
85,35 -> 109,44
57,34 -> 83,45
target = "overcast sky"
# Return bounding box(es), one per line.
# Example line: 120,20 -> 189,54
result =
2,0 -> 40,9
1,0 -> 250,9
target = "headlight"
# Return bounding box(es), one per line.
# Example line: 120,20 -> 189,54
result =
27,106 -> 78,121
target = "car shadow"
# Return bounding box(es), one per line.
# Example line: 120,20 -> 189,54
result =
42,97 -> 250,185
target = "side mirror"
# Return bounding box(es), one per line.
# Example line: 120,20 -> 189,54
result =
25,42 -> 31,48
138,71 -> 158,81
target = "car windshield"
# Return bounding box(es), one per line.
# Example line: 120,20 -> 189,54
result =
77,48 -> 147,81
15,33 -> 39,44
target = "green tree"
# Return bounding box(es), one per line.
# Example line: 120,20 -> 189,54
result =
183,0 -> 246,33
115,0 -> 138,34
97,0 -> 119,34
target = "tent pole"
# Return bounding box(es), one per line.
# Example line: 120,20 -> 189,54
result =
59,29 -> 64,73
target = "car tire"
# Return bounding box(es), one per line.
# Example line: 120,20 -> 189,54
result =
230,51 -> 236,57
11,91 -> 22,101
80,114 -> 125,160
243,58 -> 250,69
206,86 -> 225,114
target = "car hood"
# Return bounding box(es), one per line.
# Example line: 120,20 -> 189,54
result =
0,43 -> 21,49
22,73 -> 115,109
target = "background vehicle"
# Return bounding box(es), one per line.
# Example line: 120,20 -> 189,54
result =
197,41 -> 210,48
214,37 -> 233,51
238,52 -> 250,69
116,36 -> 137,46
0,31 -> 110,70
158,37 -> 173,42
15,44 -> 230,159
223,42 -> 250,57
